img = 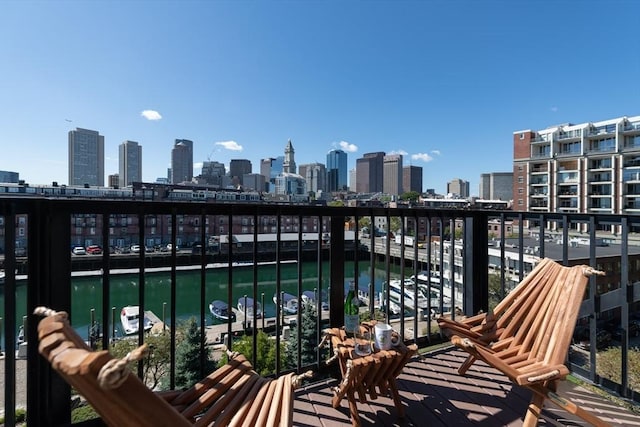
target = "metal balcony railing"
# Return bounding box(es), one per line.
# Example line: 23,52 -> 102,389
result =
1,197 -> 640,425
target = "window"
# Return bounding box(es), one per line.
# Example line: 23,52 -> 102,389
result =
518,199 -> 523,206
518,188 -> 524,194
520,133 -> 525,139
518,176 -> 524,183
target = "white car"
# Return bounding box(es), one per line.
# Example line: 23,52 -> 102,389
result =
72,246 -> 86,255
130,244 -> 141,253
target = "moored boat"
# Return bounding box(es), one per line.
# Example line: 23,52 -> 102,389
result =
301,290 -> 329,311
209,300 -> 236,322
237,296 -> 263,320
273,292 -> 298,314
120,305 -> 154,335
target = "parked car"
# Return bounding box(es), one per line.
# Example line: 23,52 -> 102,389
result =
574,327 -> 611,350
612,321 -> 640,341
130,244 -> 140,253
86,245 -> 102,255
72,246 -> 86,255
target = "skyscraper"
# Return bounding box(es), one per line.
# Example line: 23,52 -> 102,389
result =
261,157 -> 284,193
229,159 -> 252,186
68,128 -> 104,186
299,162 -> 326,194
326,149 -> 348,192
403,165 -> 423,193
356,152 -> 385,193
118,140 -> 142,187
383,154 -> 403,196
171,139 -> 193,184
447,178 -> 470,198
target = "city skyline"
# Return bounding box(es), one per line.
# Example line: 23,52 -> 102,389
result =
1,1 -> 639,194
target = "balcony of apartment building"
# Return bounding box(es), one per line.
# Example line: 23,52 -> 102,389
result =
622,134 -> 640,151
622,118 -> 640,133
530,144 -> 551,159
586,137 -> 617,155
555,142 -> 582,158
1,197 -> 640,426
556,128 -> 582,141
529,161 -> 549,173
587,123 -> 618,137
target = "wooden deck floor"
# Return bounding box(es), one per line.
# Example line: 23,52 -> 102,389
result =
293,346 -> 640,426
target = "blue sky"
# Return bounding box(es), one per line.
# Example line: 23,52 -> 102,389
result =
1,0 -> 639,195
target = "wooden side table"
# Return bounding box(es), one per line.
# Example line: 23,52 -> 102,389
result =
320,322 -> 418,427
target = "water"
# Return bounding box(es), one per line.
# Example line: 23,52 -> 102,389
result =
1,260 -> 401,346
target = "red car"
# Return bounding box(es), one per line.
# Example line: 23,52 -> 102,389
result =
86,245 -> 103,255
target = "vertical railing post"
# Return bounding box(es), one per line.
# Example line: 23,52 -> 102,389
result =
28,200 -> 72,425
329,214 -> 346,329
463,212 -> 489,315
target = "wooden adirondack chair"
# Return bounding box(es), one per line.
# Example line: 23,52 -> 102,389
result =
438,258 -> 610,427
35,307 -> 312,426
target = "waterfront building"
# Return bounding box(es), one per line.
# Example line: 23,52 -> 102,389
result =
275,172 -> 307,202
0,170 -> 19,183
447,178 -> 469,198
403,165 -> 422,194
356,152 -> 385,194
68,127 -> 105,186
479,172 -> 513,201
513,115 -> 640,232
326,149 -> 348,192
171,139 -> 193,184
118,140 -> 142,188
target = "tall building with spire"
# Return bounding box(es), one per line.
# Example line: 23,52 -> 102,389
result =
283,139 -> 296,174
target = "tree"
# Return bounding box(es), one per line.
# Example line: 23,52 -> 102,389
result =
219,330 -> 284,376
108,331 -> 172,390
399,191 -> 420,202
389,217 -> 402,234
285,303 -> 320,369
174,317 -> 217,389
328,200 -> 344,207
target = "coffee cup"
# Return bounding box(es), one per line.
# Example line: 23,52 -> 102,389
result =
374,322 -> 393,350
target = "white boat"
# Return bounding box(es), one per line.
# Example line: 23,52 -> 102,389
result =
385,278 -> 433,310
274,292 -> 298,314
237,296 -> 263,319
301,290 -> 329,311
120,306 -> 154,335
209,300 -> 236,322
0,270 -> 4,285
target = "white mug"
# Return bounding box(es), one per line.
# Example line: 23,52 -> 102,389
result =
374,323 -> 393,350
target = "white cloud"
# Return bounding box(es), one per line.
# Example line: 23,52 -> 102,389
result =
141,110 -> 162,121
215,140 -> 243,151
194,162 -> 203,170
431,150 -> 441,156
338,141 -> 358,153
411,153 -> 434,162
389,150 -> 408,156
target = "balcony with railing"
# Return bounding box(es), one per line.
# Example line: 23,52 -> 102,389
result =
1,197 -> 640,426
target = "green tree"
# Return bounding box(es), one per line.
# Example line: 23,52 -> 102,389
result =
488,272 -> 503,312
285,304 -> 319,369
389,217 -> 402,234
219,330 -> 284,376
108,331 -> 172,390
328,200 -> 344,207
174,317 -> 217,389
399,191 -> 420,202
